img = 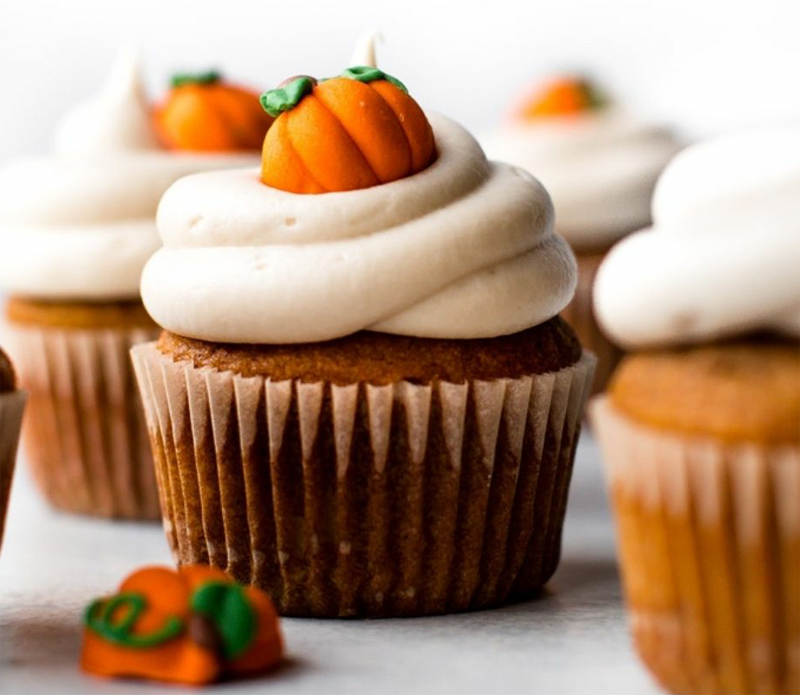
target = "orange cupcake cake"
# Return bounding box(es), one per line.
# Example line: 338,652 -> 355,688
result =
132,40 -> 595,617
591,128 -> 800,694
0,49 -> 270,519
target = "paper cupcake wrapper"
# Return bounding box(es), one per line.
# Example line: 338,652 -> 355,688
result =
132,342 -> 595,617
560,251 -> 624,397
591,397 -> 800,695
3,322 -> 161,519
0,390 -> 26,557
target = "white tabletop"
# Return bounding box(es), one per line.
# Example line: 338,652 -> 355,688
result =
0,434 -> 660,695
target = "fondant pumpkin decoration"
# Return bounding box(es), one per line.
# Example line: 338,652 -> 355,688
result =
81,565 -> 283,686
154,71 -> 274,152
517,77 -> 606,119
259,66 -> 436,193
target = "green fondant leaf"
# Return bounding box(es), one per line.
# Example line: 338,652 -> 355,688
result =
260,77 -> 315,118
85,592 -> 184,648
170,70 -> 221,88
341,66 -> 407,93
190,581 -> 256,661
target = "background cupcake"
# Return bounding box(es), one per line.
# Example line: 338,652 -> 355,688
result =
482,76 -> 681,394
133,52 -> 596,617
0,49 -> 271,519
0,346 -> 25,558
591,129 -> 800,694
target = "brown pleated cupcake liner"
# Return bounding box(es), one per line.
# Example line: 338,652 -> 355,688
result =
591,397 -> 800,695
0,390 -> 26,557
3,322 -> 161,519
132,342 -> 596,617
560,250 -> 624,397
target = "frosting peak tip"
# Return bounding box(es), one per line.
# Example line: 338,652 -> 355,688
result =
350,30 -> 382,69
54,45 -> 160,157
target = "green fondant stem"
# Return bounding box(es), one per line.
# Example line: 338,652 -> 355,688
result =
260,77 -> 315,118
341,66 -> 407,93
171,70 -> 221,88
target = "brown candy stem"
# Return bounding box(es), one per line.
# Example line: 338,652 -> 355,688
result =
187,613 -> 224,657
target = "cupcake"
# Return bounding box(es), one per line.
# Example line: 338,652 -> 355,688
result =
132,50 -> 596,617
0,346 -> 26,557
591,129 -> 800,694
483,76 -> 681,394
0,49 -> 271,519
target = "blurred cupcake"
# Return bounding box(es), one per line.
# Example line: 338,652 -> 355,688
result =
483,76 -> 680,393
591,129 -> 800,694
0,49 -> 271,519
132,49 -> 596,617
0,346 -> 25,558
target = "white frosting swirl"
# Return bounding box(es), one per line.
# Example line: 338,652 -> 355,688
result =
594,128 -> 800,348
142,114 -> 576,343
482,110 -> 680,250
0,49 -> 258,301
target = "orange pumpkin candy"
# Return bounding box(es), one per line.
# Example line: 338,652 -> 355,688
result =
260,68 -> 436,194
80,565 -> 283,686
154,71 -> 274,152
518,77 -> 606,119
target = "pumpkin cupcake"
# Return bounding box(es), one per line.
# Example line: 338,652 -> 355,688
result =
483,76 -> 681,395
0,49 -> 271,519
132,46 -> 596,617
591,129 -> 800,694
0,346 -> 25,559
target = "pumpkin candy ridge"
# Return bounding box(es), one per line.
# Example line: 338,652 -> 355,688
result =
209,85 -> 273,150
119,566 -> 190,618
368,79 -> 435,173
314,78 -> 412,183
285,94 -> 380,192
262,117 -> 326,194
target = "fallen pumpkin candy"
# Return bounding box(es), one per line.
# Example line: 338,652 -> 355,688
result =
154,70 -> 274,152
259,66 -> 436,193
80,565 -> 283,685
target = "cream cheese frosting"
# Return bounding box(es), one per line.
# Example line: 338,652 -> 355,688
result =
482,110 -> 680,251
142,114 -> 577,343
594,128 -> 800,349
0,49 -> 258,301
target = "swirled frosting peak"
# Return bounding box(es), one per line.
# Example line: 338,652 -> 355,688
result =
350,30 -> 381,68
482,79 -> 680,250
55,45 -> 161,157
0,48 -> 259,301
142,114 -> 577,343
594,127 -> 800,348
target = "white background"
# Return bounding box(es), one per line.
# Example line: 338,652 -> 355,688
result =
1,0 -> 799,162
